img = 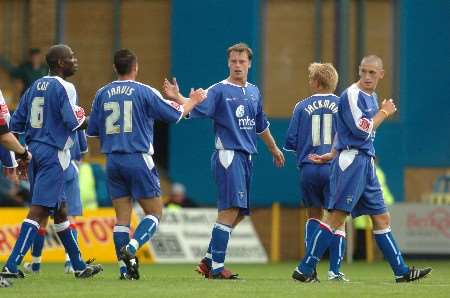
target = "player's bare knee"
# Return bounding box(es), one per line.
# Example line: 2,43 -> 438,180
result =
326,210 -> 347,230
371,212 -> 391,230
27,205 -> 50,225
139,196 -> 163,218
53,207 -> 69,224
217,208 -> 240,226
307,207 -> 324,220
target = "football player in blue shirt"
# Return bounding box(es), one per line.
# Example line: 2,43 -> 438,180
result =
0,89 -> 30,288
292,55 -> 432,283
23,130 -> 88,274
284,63 -> 348,281
87,49 -> 206,280
0,88 -> 24,184
164,42 -> 285,279
1,44 -> 102,279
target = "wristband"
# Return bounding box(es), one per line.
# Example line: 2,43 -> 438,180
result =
16,148 -> 29,160
380,109 -> 390,117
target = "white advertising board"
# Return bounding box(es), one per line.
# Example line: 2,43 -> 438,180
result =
390,204 -> 450,254
136,207 -> 268,263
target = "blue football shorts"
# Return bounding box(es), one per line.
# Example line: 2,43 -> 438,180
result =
64,161 -> 82,216
106,153 -> 161,200
28,142 -> 67,209
299,163 -> 331,209
211,150 -> 252,215
328,149 -> 387,218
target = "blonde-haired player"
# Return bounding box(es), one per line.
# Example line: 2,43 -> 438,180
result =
284,62 -> 347,281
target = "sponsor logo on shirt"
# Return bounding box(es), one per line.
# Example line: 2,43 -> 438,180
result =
235,105 -> 255,130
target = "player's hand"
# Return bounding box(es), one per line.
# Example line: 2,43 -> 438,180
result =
308,152 -> 335,164
381,98 -> 397,116
3,167 -> 19,185
189,88 -> 207,104
163,78 -> 181,101
16,150 -> 31,180
271,147 -> 285,168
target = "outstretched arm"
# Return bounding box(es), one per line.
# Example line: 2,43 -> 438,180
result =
259,128 -> 285,168
163,77 -> 189,105
180,88 -> 207,117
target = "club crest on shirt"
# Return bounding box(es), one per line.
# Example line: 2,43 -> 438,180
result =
0,104 -> 9,115
346,196 -> 353,204
358,117 -> 371,132
169,101 -> 182,111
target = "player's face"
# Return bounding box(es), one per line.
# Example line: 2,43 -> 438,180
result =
62,48 -> 78,77
358,62 -> 384,93
228,51 -> 251,82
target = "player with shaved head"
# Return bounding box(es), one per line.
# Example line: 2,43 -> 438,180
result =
1,44 -> 102,280
292,55 -> 432,283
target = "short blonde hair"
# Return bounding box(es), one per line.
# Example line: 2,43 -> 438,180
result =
308,62 -> 339,92
227,42 -> 253,61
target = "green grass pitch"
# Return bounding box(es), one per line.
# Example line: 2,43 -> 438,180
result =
3,260 -> 449,298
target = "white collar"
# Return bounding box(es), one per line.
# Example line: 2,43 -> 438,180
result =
352,83 -> 374,96
311,93 -> 335,97
222,79 -> 249,88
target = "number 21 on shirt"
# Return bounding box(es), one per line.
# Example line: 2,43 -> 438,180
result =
104,100 -> 132,134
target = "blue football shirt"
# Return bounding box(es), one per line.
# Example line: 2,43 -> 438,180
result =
189,80 -> 269,154
10,76 -> 86,150
0,89 -> 17,167
87,80 -> 183,154
284,94 -> 339,166
335,83 -> 379,156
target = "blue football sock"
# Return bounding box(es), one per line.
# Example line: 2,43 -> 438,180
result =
113,225 -> 130,274
298,222 -> 333,276
204,241 -> 212,267
65,225 -> 78,268
126,215 -> 159,256
329,231 -> 346,274
6,219 -> 39,271
70,224 -> 78,243
305,218 -> 320,249
55,221 -> 86,271
210,223 -> 232,275
31,228 -> 46,258
28,228 -> 46,271
374,227 -> 409,276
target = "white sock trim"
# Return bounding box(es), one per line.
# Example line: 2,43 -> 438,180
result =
24,219 -> 40,229
32,256 -> 42,264
214,222 -> 232,233
118,260 -> 126,268
129,239 -> 139,250
145,214 -> 159,227
373,227 -> 392,235
65,253 -> 70,261
113,225 -> 130,233
54,221 -> 70,233
212,261 -> 224,270
205,253 -> 212,259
